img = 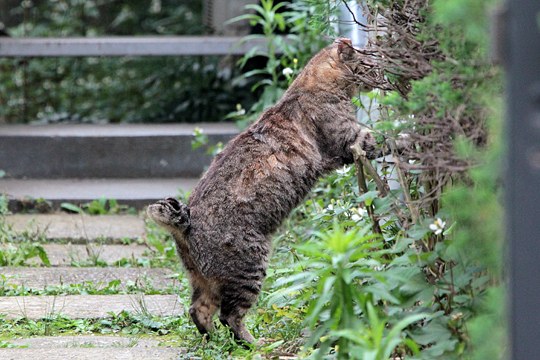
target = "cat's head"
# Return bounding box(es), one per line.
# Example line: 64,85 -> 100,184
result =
293,38 -> 384,94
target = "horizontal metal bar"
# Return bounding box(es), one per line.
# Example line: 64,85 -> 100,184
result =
0,36 -> 268,57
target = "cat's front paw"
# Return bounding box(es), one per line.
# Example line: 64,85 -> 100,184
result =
386,133 -> 413,155
147,197 -> 190,229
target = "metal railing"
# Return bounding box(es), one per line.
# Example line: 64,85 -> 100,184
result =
0,36 -> 266,57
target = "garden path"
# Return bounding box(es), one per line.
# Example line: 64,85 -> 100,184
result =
0,213 -> 186,359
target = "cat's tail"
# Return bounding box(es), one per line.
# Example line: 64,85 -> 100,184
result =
146,197 -> 190,238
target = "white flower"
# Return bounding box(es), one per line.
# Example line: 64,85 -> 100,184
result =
235,104 -> 246,115
326,204 -> 334,212
282,67 -> 294,76
336,165 -> 351,175
393,119 -> 407,128
429,218 -> 446,235
351,208 -> 367,222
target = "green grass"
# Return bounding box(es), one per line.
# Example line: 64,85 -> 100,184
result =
0,197 -> 309,358
0,276 -> 186,297
0,306 -> 306,358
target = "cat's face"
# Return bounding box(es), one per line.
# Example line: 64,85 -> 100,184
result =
294,38 -> 378,93
334,38 -> 379,91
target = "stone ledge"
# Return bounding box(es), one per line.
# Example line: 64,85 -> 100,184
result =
0,267 -> 179,290
9,335 -> 163,348
1,178 -> 197,211
0,294 -> 183,319
0,123 -> 238,178
0,348 -> 184,360
5,214 -> 145,243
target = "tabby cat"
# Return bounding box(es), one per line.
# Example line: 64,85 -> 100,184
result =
147,38 -> 392,343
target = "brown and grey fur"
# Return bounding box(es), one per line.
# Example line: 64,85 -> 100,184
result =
147,38 -> 388,343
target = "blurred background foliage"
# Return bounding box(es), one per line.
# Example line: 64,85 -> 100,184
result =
0,0 -> 257,124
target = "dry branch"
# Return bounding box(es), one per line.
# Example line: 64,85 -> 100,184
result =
344,0 -> 486,216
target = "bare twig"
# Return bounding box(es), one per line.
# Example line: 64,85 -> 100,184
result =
341,1 -> 368,28
387,138 -> 420,224
351,144 -> 382,236
357,154 -> 389,197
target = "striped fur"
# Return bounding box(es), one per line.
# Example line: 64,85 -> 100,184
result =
147,38 -> 385,343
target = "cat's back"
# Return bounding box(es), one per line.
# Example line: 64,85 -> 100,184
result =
189,100 -> 322,233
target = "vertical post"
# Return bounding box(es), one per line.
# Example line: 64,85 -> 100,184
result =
338,1 -> 367,48
204,0 -> 257,35
505,0 -> 540,358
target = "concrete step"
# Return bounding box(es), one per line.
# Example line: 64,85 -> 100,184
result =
5,214 -> 145,243
0,294 -> 183,319
4,335 -> 186,359
26,244 -> 151,266
0,348 -> 184,360
7,335 -> 164,348
0,123 -> 237,178
0,267 -> 179,290
0,178 -> 197,210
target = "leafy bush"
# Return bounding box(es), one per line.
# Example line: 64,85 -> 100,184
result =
240,0 -> 505,358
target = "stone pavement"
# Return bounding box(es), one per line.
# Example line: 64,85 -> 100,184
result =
0,123 -> 237,178
5,214 -> 145,243
0,178 -> 198,210
26,243 -> 150,266
0,267 -> 178,290
0,212 -> 185,357
0,347 -> 184,360
0,294 -> 182,319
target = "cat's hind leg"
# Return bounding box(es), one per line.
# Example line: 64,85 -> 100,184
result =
188,272 -> 219,335
218,277 -> 263,344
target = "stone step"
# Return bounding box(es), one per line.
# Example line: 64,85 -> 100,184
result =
29,244 -> 151,266
7,335 -> 163,348
0,347 -> 184,360
0,294 -> 182,319
0,123 -> 237,178
3,335 -> 186,360
4,214 -> 145,243
1,177 -> 197,210
0,267 -> 179,290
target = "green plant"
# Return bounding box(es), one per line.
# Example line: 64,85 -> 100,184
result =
0,278 -> 172,297
229,0 -> 327,128
0,196 -> 50,266
191,126 -> 224,157
143,220 -> 182,268
270,222 -> 430,359
0,242 -> 50,267
61,197 -> 136,215
0,195 -> 8,216
328,303 -> 426,360
0,340 -> 24,348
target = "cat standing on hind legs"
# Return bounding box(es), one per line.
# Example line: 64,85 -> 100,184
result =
147,38 -> 399,344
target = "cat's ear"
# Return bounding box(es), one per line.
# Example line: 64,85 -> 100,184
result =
336,38 -> 355,61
